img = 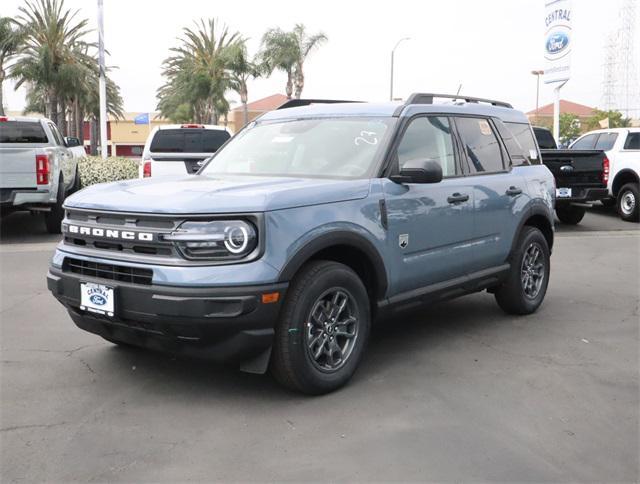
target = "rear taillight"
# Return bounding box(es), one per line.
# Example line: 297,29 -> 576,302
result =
602,156 -> 610,185
36,154 -> 50,185
143,160 -> 152,178
0,116 -> 8,122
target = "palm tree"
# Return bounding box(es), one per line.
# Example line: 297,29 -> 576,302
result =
226,40 -> 260,126
260,24 -> 327,99
0,17 -> 25,116
157,18 -> 240,124
11,0 -> 93,128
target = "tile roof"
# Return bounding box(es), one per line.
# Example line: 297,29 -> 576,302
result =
527,100 -> 596,117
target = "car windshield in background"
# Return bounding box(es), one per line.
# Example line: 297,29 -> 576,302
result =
201,117 -> 394,178
0,121 -> 48,143
150,129 -> 230,153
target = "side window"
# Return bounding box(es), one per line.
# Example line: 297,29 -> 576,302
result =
571,133 -> 598,150
455,117 -> 505,174
396,116 -> 457,177
48,123 -> 64,146
594,132 -> 618,151
623,132 -> 640,150
497,120 -> 541,166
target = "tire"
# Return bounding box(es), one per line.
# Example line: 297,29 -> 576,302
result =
44,178 -> 65,234
71,166 -> 81,193
495,226 -> 550,315
270,260 -> 371,395
617,183 -> 639,223
555,205 -> 585,225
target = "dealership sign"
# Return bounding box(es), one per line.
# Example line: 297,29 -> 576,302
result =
544,0 -> 572,84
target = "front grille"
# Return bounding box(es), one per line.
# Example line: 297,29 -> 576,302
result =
63,257 -> 153,285
62,209 -> 180,258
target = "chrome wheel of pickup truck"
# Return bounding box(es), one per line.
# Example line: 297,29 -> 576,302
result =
617,183 -> 639,222
305,289 -> 359,372
521,243 -> 545,299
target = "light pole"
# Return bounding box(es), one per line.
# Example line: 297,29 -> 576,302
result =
97,0 -> 107,159
531,70 -> 544,125
390,37 -> 410,101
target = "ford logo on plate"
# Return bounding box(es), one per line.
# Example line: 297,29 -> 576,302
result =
546,32 -> 569,55
89,294 -> 107,306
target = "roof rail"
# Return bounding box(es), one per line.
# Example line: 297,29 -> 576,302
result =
277,99 -> 362,110
405,92 -> 513,109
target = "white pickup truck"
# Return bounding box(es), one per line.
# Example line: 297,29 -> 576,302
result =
570,127 -> 640,222
0,116 -> 82,233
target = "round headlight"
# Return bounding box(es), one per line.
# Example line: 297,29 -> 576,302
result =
224,225 -> 249,254
165,220 -> 258,260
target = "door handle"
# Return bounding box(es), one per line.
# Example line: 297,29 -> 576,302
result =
447,193 -> 469,204
506,186 -> 523,196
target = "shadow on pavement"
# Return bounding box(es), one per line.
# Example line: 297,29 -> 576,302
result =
0,211 -> 61,244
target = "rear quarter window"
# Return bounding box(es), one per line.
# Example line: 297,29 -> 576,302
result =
500,121 -> 541,165
0,121 -> 48,143
594,132 -> 618,151
150,129 -> 230,153
623,132 -> 640,150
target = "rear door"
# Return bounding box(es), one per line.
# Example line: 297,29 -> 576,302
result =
0,121 -> 48,189
454,116 -> 524,272
382,115 -> 476,295
149,128 -> 231,176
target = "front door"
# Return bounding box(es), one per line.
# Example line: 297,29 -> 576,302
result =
382,115 -> 475,297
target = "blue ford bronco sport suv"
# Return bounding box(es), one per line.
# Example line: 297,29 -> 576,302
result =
47,93 -> 555,394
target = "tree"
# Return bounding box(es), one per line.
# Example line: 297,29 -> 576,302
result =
0,17 -> 25,116
260,24 -> 327,99
226,40 -> 260,126
11,0 -> 123,146
559,113 -> 581,145
585,108 -> 632,131
11,0 -> 93,129
157,18 -> 240,124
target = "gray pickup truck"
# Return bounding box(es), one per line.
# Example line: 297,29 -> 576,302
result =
0,116 -> 82,233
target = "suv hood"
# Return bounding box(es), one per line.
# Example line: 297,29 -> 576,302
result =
65,175 -> 372,214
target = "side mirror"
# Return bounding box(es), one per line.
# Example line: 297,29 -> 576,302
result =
65,136 -> 80,147
390,159 -> 443,184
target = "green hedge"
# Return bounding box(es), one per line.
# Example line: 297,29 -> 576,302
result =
78,156 -> 140,188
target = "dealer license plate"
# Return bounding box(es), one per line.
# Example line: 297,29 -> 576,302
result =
80,282 -> 115,317
556,187 -> 572,198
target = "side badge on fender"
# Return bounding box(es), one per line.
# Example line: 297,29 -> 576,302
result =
399,234 -> 409,249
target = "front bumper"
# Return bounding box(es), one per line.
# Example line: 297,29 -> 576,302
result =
555,187 -> 609,205
47,267 -> 288,364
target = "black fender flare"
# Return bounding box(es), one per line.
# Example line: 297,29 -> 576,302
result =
277,230 -> 389,299
612,169 -> 639,196
509,203 -> 555,257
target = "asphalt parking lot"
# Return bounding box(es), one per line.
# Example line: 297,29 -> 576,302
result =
1,207 -> 638,482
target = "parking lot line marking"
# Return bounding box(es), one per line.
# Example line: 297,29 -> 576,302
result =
0,242 -> 60,253
556,230 -> 639,239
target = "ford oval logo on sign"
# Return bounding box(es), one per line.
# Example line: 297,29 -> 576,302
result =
546,32 -> 569,56
90,294 -> 107,306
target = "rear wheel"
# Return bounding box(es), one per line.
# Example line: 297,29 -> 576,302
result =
270,260 -> 370,395
617,183 -> 639,222
44,178 -> 65,234
495,226 -> 550,315
555,205 -> 585,225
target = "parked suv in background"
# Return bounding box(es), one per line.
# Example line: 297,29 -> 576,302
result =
570,128 -> 640,222
141,124 -> 232,178
48,94 -> 555,394
0,116 -> 80,233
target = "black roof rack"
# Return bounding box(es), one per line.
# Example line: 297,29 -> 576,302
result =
277,99 -> 362,110
405,92 -> 513,109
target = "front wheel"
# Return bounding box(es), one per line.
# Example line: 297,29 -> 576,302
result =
617,183 -> 639,222
270,260 -> 370,395
495,226 -> 550,315
555,205 -> 585,225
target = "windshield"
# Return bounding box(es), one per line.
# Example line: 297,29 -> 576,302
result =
201,117 -> 394,178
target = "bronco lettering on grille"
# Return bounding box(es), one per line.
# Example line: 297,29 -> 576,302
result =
65,224 -> 154,242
